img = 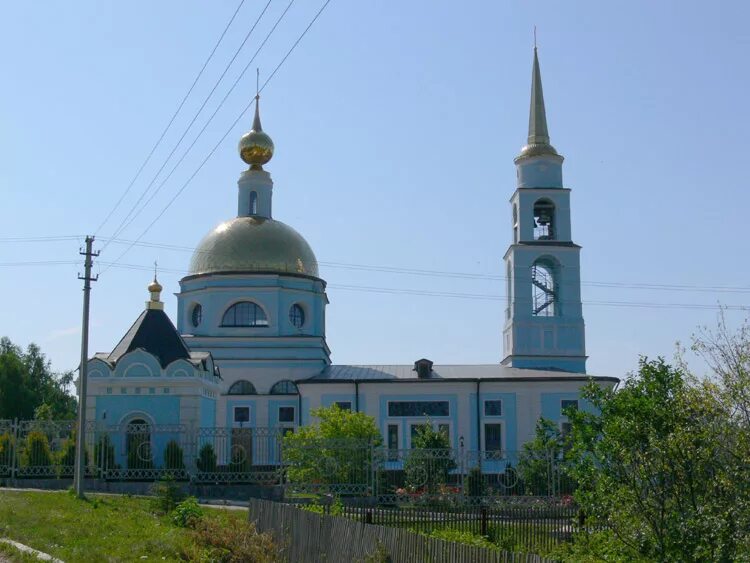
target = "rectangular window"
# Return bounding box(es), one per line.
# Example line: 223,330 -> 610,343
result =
106,387 -> 112,395
163,388 -> 170,394
484,400 -> 502,416
234,407 -> 250,423
387,424 -> 399,450
120,387 -> 127,394
388,401 -> 449,417
334,401 -> 352,411
135,387 -> 141,395
437,423 -> 450,441
149,387 -> 155,395
485,423 -> 502,452
561,399 -> 579,414
387,424 -> 399,461
278,406 -> 295,423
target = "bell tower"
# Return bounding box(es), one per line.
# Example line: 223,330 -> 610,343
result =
501,47 -> 587,373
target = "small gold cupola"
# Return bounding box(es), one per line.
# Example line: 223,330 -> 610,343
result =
147,275 -> 164,310
238,95 -> 274,170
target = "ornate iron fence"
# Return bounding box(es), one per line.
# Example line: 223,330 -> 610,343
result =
0,420 -> 575,499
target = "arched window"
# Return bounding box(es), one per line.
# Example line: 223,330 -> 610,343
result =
533,199 -> 555,240
221,301 -> 268,327
191,303 -> 202,327
270,380 -> 298,395
531,259 -> 557,317
289,304 -> 305,328
249,191 -> 258,215
125,418 -> 151,470
512,204 -> 519,243
228,380 -> 257,395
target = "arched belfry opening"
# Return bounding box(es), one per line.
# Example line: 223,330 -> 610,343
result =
531,259 -> 557,317
532,199 -> 555,240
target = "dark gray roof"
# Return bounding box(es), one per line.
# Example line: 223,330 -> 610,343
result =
108,309 -> 192,368
302,364 -> 617,383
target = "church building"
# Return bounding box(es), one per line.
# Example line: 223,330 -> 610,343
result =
84,48 -> 618,467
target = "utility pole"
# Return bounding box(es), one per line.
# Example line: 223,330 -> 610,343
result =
74,236 -> 98,499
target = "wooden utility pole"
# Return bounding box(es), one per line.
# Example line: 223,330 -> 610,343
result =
73,236 -> 98,498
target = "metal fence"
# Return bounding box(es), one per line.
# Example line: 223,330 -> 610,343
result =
249,497 -> 560,562
0,420 -> 574,499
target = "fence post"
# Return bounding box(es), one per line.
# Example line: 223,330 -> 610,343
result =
370,439 -> 377,499
480,505 -> 488,537
11,418 -> 19,482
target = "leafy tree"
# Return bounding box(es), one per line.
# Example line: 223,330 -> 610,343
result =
517,418 -> 567,495
403,422 -> 455,494
567,357 -> 750,562
283,404 -> 382,488
0,337 -> 76,420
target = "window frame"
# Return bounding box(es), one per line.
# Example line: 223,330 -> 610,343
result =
483,422 -> 503,454
227,380 -> 257,395
269,380 -> 299,395
484,399 -> 503,417
289,304 -> 305,329
191,303 -> 202,327
221,301 -> 269,327
233,406 -> 251,424
387,400 -> 450,418
278,406 -> 296,424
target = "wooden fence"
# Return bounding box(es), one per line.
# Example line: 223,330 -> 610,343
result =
248,498 -> 557,563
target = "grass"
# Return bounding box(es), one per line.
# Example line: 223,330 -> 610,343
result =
0,541 -> 42,563
0,490 -> 246,562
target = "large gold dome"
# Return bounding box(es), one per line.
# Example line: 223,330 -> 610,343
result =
188,216 -> 319,277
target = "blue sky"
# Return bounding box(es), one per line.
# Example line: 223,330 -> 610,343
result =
1,0 -> 749,379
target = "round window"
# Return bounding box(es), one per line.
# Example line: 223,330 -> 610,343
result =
191,303 -> 203,327
289,304 -> 305,328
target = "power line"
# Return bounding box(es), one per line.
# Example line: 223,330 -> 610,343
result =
100,0 -> 333,274
92,236 -> 750,295
94,0 -> 248,238
113,0 -> 298,241
100,0 -> 275,251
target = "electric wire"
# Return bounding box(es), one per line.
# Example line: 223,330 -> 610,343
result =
94,0 -> 247,238
99,0 -> 333,274
114,0 -> 298,240
100,0 -> 274,252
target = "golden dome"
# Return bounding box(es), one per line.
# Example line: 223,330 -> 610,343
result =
239,96 -> 274,169
148,277 -> 163,293
188,216 -> 319,278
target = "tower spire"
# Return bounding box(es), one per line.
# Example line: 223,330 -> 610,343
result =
517,45 -> 558,159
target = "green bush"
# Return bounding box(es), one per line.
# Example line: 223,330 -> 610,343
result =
196,443 -> 217,473
57,431 -> 89,476
0,432 -> 14,469
163,439 -> 185,471
184,517 -> 279,562
427,528 -> 497,550
171,496 -> 203,528
20,431 -> 52,467
150,475 -> 185,514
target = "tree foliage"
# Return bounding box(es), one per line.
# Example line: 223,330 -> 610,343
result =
517,418 -> 567,496
403,422 -> 455,493
567,357 -> 750,562
283,405 -> 382,487
0,337 -> 76,420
